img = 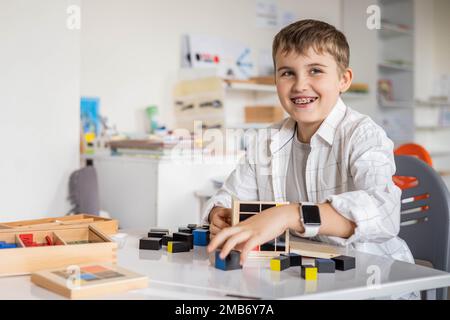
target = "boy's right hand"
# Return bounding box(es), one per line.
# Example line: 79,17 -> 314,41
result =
209,206 -> 232,239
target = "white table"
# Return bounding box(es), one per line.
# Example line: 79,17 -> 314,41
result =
1,230 -> 450,300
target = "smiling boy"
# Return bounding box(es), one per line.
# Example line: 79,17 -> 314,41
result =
203,20 -> 415,273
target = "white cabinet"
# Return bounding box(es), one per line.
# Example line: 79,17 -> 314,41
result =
88,155 -> 237,230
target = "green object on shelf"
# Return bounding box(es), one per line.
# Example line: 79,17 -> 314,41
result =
145,105 -> 159,134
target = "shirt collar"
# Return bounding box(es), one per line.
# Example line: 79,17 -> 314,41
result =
270,97 -> 347,152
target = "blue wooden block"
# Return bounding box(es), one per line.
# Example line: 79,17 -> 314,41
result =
215,250 -> 242,271
0,243 -> 17,249
193,229 -> 210,246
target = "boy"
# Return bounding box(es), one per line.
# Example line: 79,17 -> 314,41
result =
204,20 -> 415,273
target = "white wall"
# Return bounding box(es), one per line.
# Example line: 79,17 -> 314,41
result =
0,0 -> 80,221
81,0 -> 341,133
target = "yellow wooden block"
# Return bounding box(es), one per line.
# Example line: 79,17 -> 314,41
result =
167,241 -> 173,253
302,266 -> 317,281
270,259 -> 281,271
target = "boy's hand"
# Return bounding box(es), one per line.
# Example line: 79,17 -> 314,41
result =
207,206 -> 295,265
209,206 -> 232,239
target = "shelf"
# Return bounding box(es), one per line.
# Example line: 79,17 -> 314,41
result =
378,63 -> 413,72
224,81 -> 276,93
379,99 -> 414,108
379,22 -> 413,39
342,92 -> 369,99
415,125 -> 450,130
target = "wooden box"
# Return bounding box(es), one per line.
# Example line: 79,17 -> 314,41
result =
0,214 -> 118,235
0,225 -> 117,277
245,106 -> 285,123
232,200 -> 289,258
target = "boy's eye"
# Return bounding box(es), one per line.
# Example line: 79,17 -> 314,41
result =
280,71 -> 294,77
310,68 -> 323,75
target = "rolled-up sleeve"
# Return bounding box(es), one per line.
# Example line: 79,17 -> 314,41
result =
325,123 -> 402,245
201,152 -> 259,224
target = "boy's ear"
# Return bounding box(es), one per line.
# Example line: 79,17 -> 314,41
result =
339,68 -> 353,93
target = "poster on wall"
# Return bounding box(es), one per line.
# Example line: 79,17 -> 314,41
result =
180,34 -> 256,80
255,0 -> 278,28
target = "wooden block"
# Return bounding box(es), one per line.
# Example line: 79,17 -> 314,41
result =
316,258 -> 335,273
178,227 -> 192,234
331,255 -> 355,271
281,252 -> 302,267
270,256 -> 290,271
301,266 -> 318,281
167,241 -> 190,253
173,232 -> 193,249
193,229 -> 210,246
139,237 -> 162,250
147,231 -> 167,238
161,234 -> 173,246
149,228 -> 169,235
215,250 -> 242,271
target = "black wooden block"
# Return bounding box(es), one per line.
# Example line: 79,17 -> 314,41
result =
173,232 -> 193,249
162,234 -> 173,246
281,252 -> 302,267
316,258 -> 336,273
260,241 -> 276,251
168,241 -> 190,253
331,255 -> 355,271
239,203 -> 260,213
178,227 -> 192,234
149,228 -> 169,234
148,231 -> 167,238
139,237 -> 162,250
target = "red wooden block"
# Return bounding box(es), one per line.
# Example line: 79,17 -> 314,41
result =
19,234 -> 33,245
45,235 -> 53,246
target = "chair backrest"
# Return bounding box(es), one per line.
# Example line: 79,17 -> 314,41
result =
395,143 -> 433,166
395,155 -> 450,299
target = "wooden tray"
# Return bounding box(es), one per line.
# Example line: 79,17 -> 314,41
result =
0,214 -> 118,235
0,225 -> 117,276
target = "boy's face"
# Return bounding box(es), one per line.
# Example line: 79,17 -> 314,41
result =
275,47 -> 352,126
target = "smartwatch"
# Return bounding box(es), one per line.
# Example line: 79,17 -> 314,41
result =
297,202 -> 321,238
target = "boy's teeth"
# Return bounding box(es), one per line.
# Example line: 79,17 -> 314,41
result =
294,97 -> 316,104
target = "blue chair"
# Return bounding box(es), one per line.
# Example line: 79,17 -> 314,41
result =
395,155 -> 450,300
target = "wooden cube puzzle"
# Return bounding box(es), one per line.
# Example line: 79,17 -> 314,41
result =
281,252 -> 302,267
139,237 -> 162,250
232,199 -> 290,258
178,227 -> 192,234
167,241 -> 190,253
173,232 -> 193,249
331,255 -> 356,271
316,258 -> 336,273
215,250 -> 242,271
193,229 -> 210,246
270,255 -> 290,271
161,234 -> 173,246
149,228 -> 169,234
147,231 -> 168,238
301,266 -> 318,281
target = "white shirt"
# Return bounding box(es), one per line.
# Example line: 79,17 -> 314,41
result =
202,97 -> 415,265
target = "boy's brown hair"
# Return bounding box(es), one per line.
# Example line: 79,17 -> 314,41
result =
272,19 -> 350,75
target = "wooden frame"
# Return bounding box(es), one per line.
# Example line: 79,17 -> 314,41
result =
0,225 -> 117,277
232,199 -> 290,258
0,214 -> 118,235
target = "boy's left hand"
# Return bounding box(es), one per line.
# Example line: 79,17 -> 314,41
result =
207,205 -> 295,265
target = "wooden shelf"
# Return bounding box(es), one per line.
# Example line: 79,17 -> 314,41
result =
224,80 -> 276,93
378,63 -> 413,72
379,22 -> 413,39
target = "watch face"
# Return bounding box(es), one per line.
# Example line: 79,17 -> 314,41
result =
302,205 -> 321,224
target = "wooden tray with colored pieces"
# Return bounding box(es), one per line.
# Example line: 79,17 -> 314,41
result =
0,224 -> 117,276
0,214 -> 118,235
31,263 -> 148,299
